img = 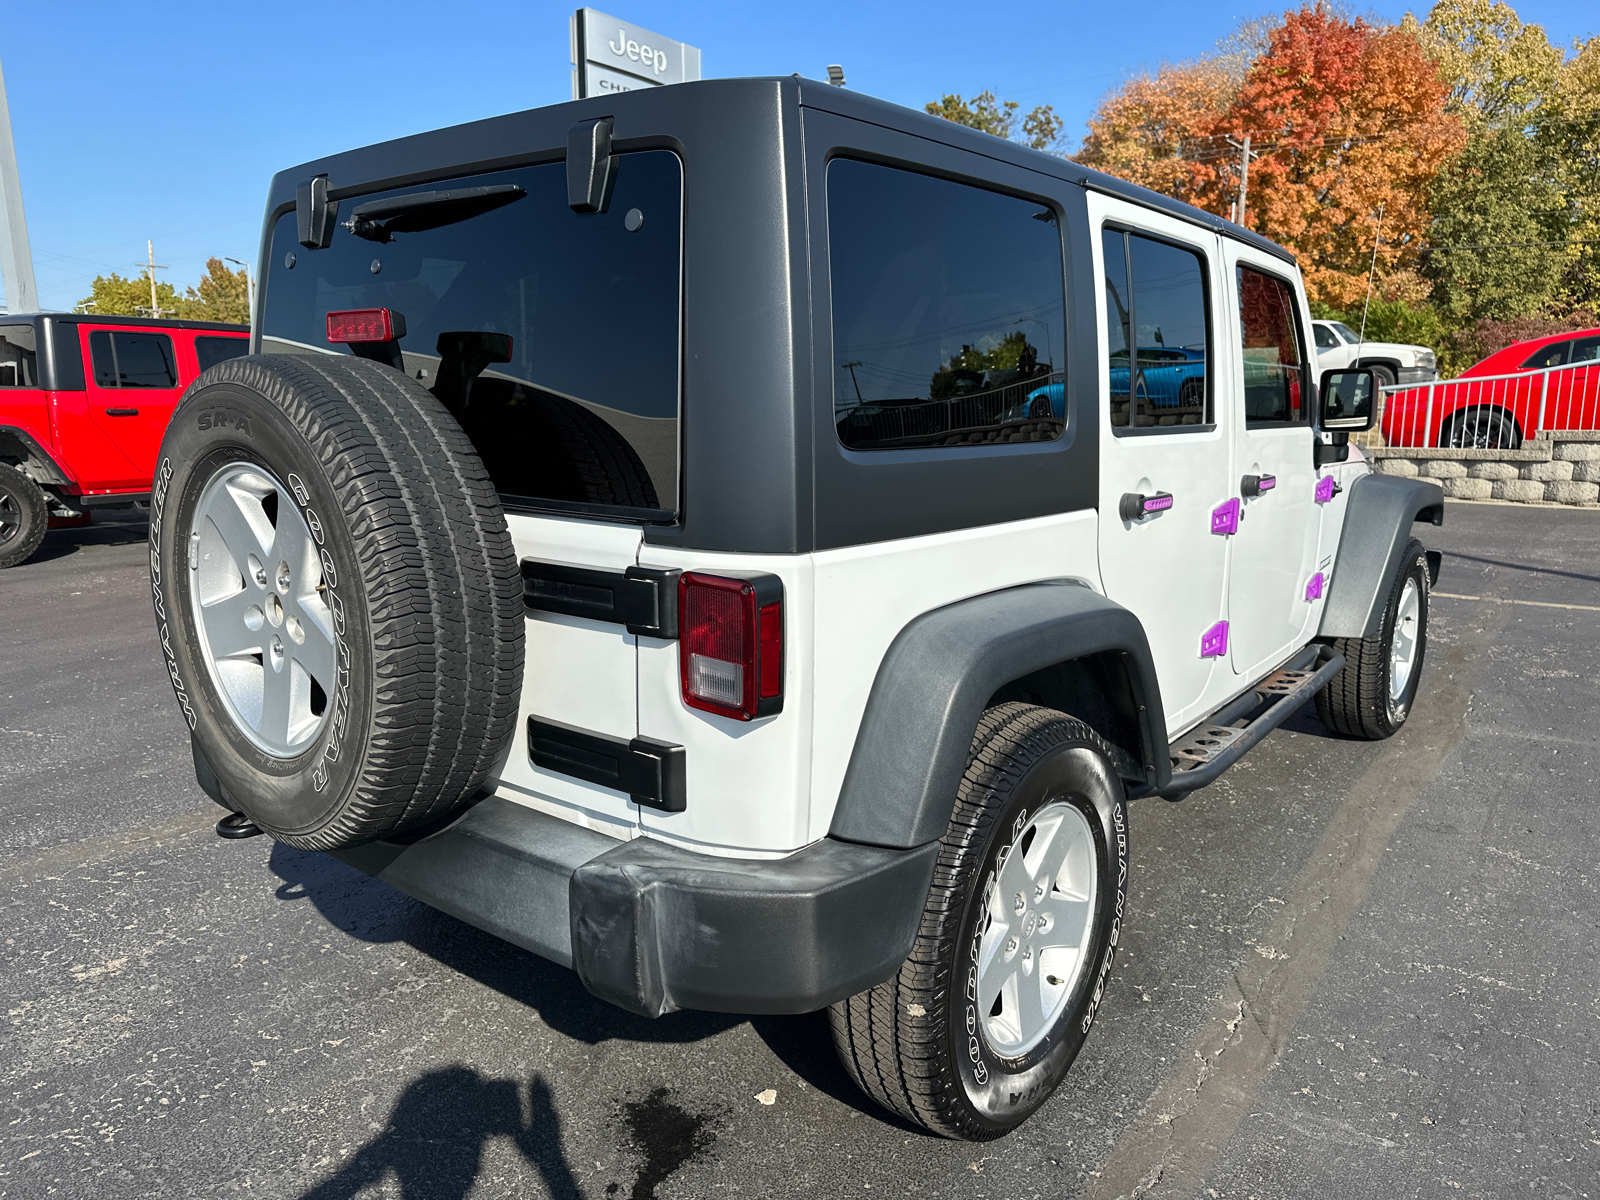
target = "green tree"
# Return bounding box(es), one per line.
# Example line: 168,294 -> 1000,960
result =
1417,1 -> 1568,323
179,258 -> 250,325
76,258 -> 249,324
76,271 -> 185,317
925,90 -> 1065,151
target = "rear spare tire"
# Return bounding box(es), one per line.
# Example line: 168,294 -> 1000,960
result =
149,354 -> 524,849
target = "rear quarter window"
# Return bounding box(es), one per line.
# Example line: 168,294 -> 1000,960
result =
195,335 -> 249,374
826,158 -> 1067,451
258,151 -> 683,520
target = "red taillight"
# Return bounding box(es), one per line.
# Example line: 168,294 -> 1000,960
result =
678,572 -> 784,721
326,308 -> 401,343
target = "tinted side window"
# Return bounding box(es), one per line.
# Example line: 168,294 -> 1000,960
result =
1521,342 -> 1570,370
1238,267 -> 1307,426
90,330 -> 118,387
1569,336 -> 1600,364
195,335 -> 249,373
0,323 -> 36,387
90,331 -> 178,389
1313,323 -> 1339,349
260,152 -> 682,518
1103,229 -> 1211,430
827,159 -> 1066,451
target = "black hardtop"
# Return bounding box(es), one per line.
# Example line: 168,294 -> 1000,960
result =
6,313 -> 247,333
262,75 -> 1293,267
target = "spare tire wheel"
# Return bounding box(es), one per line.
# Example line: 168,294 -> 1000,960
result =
149,354 -> 524,850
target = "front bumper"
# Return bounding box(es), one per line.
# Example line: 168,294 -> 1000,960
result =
334,796 -> 939,1018
1397,365 -> 1437,385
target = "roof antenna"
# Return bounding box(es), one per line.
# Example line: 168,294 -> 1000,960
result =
826,64 -> 846,87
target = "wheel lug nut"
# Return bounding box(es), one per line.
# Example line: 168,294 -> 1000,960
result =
1005,937 -> 1018,954
1013,893 -> 1026,914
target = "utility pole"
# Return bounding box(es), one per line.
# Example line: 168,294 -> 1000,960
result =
842,360 -> 864,404
138,240 -> 171,318
0,56 -> 38,313
1225,134 -> 1257,227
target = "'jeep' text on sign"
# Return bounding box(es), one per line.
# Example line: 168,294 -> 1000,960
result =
571,8 -> 702,99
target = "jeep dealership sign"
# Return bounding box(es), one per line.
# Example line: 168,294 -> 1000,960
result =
570,8 -> 702,99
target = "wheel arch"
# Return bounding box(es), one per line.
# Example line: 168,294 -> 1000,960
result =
1318,474 -> 1443,642
0,426 -> 74,487
827,581 -> 1168,851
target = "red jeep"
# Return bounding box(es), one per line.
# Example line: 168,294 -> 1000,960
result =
0,314 -> 248,566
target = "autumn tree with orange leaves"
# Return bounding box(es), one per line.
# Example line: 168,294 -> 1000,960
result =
1080,4 -> 1467,307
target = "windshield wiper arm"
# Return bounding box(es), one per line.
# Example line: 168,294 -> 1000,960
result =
346,184 -> 526,242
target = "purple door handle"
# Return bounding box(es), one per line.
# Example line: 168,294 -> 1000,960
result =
1241,474 -> 1276,498
1119,491 -> 1173,522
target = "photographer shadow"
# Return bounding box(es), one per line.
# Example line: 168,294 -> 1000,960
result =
300,1067 -> 580,1200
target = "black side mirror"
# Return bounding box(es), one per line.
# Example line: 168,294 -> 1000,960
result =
1320,368 -> 1376,431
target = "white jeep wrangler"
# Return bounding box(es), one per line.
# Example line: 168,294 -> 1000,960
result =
148,78 -> 1443,1141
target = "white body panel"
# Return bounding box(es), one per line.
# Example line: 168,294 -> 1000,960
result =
1220,240 -> 1323,682
495,512 -> 643,840
1086,193 -> 1235,735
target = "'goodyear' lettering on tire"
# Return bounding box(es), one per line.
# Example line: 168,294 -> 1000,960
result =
287,472 -> 351,792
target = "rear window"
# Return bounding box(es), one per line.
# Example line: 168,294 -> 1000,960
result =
827,159 -> 1066,451
89,330 -> 177,388
259,151 -> 682,520
0,324 -> 35,387
195,335 -> 249,374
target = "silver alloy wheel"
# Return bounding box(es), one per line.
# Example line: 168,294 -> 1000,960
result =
976,799 -> 1099,1057
1389,575 -> 1421,704
188,462 -> 336,758
0,489 -> 19,544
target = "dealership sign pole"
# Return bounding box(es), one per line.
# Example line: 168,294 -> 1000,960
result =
0,57 -> 37,314
570,8 -> 702,99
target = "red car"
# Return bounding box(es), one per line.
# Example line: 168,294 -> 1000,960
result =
0,314 -> 248,566
1379,327 -> 1600,449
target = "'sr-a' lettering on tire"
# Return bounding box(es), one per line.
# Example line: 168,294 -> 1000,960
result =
830,704 -> 1129,1140
149,354 -> 524,849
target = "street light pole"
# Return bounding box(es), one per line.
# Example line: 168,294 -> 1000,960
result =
224,257 -> 255,323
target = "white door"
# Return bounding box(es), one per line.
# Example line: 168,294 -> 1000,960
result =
1090,195 -> 1235,735
1222,249 -> 1323,683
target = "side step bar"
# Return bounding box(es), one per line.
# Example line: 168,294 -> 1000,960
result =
1141,648 -> 1346,800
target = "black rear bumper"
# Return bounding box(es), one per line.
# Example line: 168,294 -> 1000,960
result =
334,797 -> 939,1018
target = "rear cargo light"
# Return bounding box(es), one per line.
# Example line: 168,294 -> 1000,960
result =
326,307 -> 404,343
678,571 -> 784,721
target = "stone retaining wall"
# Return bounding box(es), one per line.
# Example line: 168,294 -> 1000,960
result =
1370,431 -> 1600,506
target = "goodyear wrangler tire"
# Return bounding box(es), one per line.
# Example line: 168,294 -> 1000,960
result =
829,704 -> 1128,1140
1316,537 -> 1429,740
149,354 -> 523,850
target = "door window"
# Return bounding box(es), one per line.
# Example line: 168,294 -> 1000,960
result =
89,331 -> 178,388
195,335 -> 249,373
1313,323 -> 1339,350
827,159 -> 1066,450
1103,229 -> 1211,430
0,324 -> 36,387
1569,336 -> 1600,364
1237,267 -> 1307,426
1521,341 -> 1571,370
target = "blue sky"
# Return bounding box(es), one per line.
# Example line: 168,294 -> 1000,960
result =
5,1 -> 1596,312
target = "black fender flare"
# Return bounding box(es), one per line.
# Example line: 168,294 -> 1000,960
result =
827,580 -> 1168,851
0,426 -> 73,487
1319,473 -> 1443,641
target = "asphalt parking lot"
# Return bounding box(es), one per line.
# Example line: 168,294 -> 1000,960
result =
3,501 -> 1598,1200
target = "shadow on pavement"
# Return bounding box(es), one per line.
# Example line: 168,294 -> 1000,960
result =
299,1067 -> 581,1200
28,513 -> 149,564
267,843 -> 743,1047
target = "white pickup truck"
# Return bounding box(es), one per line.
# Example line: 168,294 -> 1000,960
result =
1313,319 -> 1437,389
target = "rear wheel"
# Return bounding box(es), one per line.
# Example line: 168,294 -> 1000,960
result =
1316,539 -> 1430,739
1367,364 -> 1397,390
1442,405 -> 1521,450
829,704 -> 1128,1140
150,354 -> 524,849
0,461 -> 48,568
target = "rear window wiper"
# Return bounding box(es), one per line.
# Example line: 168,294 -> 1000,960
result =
345,184 -> 527,242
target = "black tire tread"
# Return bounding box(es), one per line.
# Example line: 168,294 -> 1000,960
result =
1315,537 -> 1427,740
182,355 -> 522,848
0,461 -> 48,569
829,702 -> 1118,1141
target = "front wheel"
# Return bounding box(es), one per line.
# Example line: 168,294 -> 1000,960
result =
829,704 -> 1128,1140
1441,405 -> 1522,450
1316,538 -> 1430,739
